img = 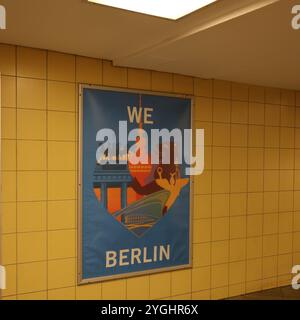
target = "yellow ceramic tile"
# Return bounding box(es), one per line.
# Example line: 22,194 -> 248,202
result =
264,149 -> 280,170
263,192 -> 279,213
127,275 -> 149,300
279,170 -> 293,191
194,170 -> 211,194
17,109 -> 46,140
17,171 -> 47,201
101,279 -> 126,300
248,170 -> 263,192
277,254 -> 293,275
47,111 -> 75,141
1,265 -> 17,297
295,129 -> 300,148
278,233 -> 293,254
48,171 -> 76,200
249,86 -> 264,103
246,237 -> 262,259
229,261 -> 245,285
230,147 -> 247,170
212,217 -> 229,241
0,44 -> 16,75
47,81 -> 75,112
296,149 -> 300,169
262,256 -> 278,278
2,107 -> 16,139
194,194 -> 211,219
1,202 -> 17,234
17,232 -> 46,263
263,213 -> 278,235
48,287 -> 76,300
171,269 -> 191,296
212,170 -> 230,194
48,258 -> 76,289
211,194 -> 229,217
246,259 -> 262,282
279,191 -> 293,212
294,170 -> 300,190
277,274 -> 292,287
48,200 -> 76,230
280,127 -> 295,148
194,97 -> 213,121
128,68 -> 151,90
1,171 -> 16,202
17,201 -> 47,232
17,140 -> 46,171
246,280 -> 262,293
17,78 -> 46,110
211,264 -> 229,288
191,266 -> 211,292
171,293 -> 191,300
48,229 -> 76,260
18,291 -> 47,300
2,139 -> 16,171
293,232 -> 300,249
48,141 -> 76,171
229,239 -> 246,262
194,78 -> 213,97
1,75 -> 16,108
231,101 -> 248,124
213,80 -> 231,99
248,125 -> 264,147
193,219 -> 211,243
192,289 -> 210,300
212,146 -> 230,170
76,56 -> 102,84
211,286 -> 229,300
249,102 -> 264,125
296,92 -> 300,107
259,243 -> 272,266
232,83 -> 248,101
213,99 -> 231,123
247,214 -> 263,237
265,104 -> 280,126
280,106 -> 295,127
295,191 -> 300,211
264,126 -> 280,148
48,52 -> 75,82
17,261 -> 47,294
195,121 -> 212,145
230,216 -> 246,239
280,149 -> 294,170
228,283 -> 246,297
211,240 -> 229,264
193,243 -> 211,267
17,47 -> 46,79
102,60 -> 127,88
294,213 -> 300,232
231,124 -> 248,147
149,273 -> 171,299
151,71 -> 173,92
229,193 -> 247,216
265,88 -> 281,105
1,234 -> 17,265
230,170 -> 247,193
247,193 -> 263,215
173,74 -> 193,94
281,90 -> 295,106
296,108 -> 300,127
76,283 -> 101,300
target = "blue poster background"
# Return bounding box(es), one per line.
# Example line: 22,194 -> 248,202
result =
81,87 -> 191,280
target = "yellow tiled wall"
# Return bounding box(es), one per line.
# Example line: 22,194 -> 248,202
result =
1,44 -> 300,300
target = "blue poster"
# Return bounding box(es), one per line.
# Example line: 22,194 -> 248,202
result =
79,86 -> 192,282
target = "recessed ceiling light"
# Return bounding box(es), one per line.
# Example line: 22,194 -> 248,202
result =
87,0 -> 217,20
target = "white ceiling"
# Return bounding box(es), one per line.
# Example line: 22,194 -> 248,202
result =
0,0 -> 299,90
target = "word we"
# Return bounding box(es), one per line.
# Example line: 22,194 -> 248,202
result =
96,106 -> 204,176
0,5 -> 5,29
292,5 -> 300,30
292,265 -> 300,290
